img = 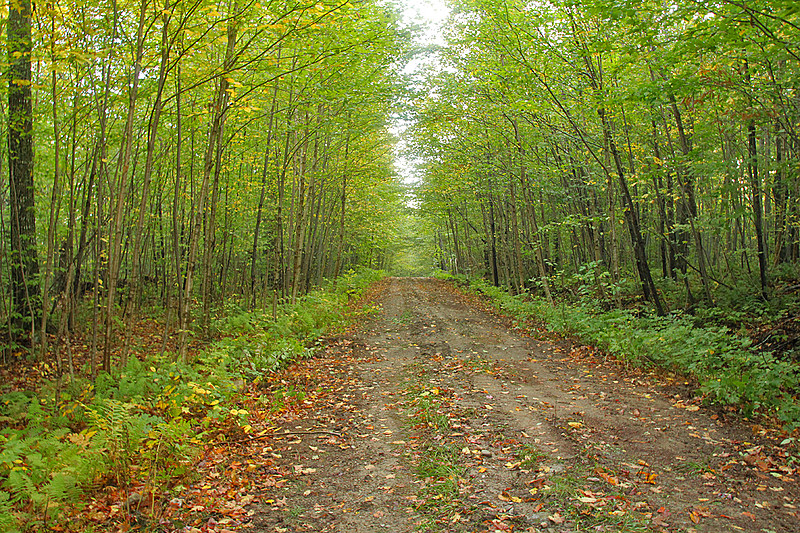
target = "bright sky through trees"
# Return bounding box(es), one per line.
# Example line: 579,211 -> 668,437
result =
392,0 -> 450,192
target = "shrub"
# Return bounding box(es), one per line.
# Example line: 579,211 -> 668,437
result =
462,277 -> 800,431
0,268 -> 387,531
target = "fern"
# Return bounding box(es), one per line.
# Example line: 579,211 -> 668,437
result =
0,490 -> 20,533
88,399 -> 136,484
42,473 -> 79,503
4,468 -> 37,505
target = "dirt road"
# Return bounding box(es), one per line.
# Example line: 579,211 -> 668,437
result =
248,277 -> 798,532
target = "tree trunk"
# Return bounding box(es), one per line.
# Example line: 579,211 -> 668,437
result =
103,0 -> 148,371
744,62 -> 769,298
7,0 -> 40,343
178,6 -> 238,360
123,2 -> 172,363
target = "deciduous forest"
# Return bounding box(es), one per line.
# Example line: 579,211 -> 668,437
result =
413,0 -> 800,428
0,0 -> 799,531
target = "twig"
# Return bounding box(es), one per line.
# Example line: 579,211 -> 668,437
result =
225,429 -> 344,445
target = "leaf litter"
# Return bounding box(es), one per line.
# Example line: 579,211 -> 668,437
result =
240,278 -> 799,532
13,278 -> 796,532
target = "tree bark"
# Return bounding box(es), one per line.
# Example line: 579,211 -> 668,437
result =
8,0 -> 40,342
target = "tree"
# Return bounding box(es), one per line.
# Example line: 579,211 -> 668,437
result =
412,0 -> 800,315
7,0 -> 39,342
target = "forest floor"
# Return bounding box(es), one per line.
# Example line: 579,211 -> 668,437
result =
239,277 -> 798,533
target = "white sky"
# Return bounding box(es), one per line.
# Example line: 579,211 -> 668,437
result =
396,0 -> 449,45
391,0 -> 450,194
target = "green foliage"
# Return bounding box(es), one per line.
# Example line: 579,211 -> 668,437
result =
463,277 -> 800,430
220,267 -> 386,379
0,268 -> 386,531
0,420 -> 103,524
0,492 -> 16,532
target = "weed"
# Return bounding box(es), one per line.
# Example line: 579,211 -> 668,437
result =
286,506 -> 306,519
415,444 -> 465,526
460,277 -> 800,430
518,443 -> 547,469
408,391 -> 450,432
270,385 -> 307,413
676,461 -> 716,475
389,310 -> 414,326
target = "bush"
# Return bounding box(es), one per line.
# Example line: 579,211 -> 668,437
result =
0,267 -> 387,531
461,277 -> 800,431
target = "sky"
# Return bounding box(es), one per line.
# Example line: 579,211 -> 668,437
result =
391,0 -> 450,194
396,0 -> 450,45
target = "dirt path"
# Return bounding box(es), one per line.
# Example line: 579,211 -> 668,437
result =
247,278 -> 799,532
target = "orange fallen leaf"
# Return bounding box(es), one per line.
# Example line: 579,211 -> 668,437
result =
598,471 -> 618,485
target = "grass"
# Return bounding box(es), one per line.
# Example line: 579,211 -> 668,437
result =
518,443 -> 548,469
675,460 -> 716,475
389,310 -> 415,326
441,271 -> 800,432
414,444 -> 465,531
407,391 -> 450,431
401,367 -> 468,531
537,467 -> 654,532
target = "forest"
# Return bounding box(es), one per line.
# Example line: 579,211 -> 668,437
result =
413,0 -> 800,427
0,0 -> 799,530
2,0 -> 408,363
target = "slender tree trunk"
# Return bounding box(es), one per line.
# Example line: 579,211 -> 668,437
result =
744,61 -> 769,298
600,107 -> 665,315
748,118 -> 769,298
334,120 -> 351,279
251,51 -> 281,307
40,18 -> 63,358
773,124 -> 788,266
512,118 -> 552,303
103,0 -> 148,371
123,2 -> 172,363
291,119 -> 310,304
667,93 -> 714,304
178,6 -> 238,360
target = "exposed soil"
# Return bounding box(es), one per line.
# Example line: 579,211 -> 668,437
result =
246,277 -> 799,532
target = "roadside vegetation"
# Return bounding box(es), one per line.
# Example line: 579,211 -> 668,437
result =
0,268 -> 384,532
437,270 -> 800,436
412,0 -> 800,441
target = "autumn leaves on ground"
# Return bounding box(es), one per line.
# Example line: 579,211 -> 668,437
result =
235,278 -> 795,533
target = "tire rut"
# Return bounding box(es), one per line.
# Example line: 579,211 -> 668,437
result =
248,277 -> 799,533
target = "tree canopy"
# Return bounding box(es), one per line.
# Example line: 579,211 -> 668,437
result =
411,0 -> 800,314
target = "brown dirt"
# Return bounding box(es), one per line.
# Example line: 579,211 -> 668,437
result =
246,277 -> 799,532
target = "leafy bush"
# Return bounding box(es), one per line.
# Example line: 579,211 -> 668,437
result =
0,268 -> 387,531
461,277 -> 800,431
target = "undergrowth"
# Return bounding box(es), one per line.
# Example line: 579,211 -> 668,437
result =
0,267 -> 385,532
437,271 -> 800,432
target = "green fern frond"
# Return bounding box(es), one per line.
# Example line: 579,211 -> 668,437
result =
0,490 -> 21,533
